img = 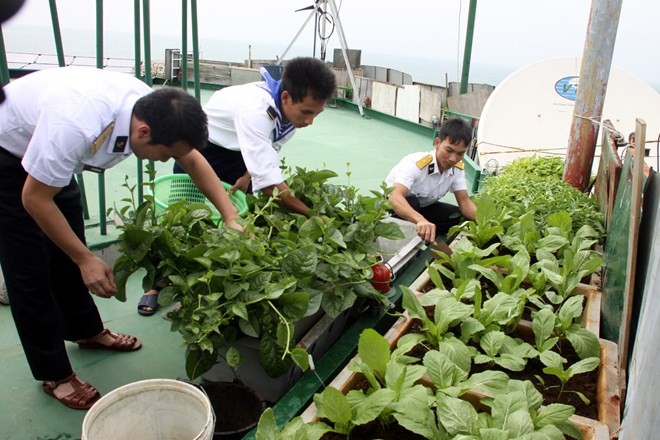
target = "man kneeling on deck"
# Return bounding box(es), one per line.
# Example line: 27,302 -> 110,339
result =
385,117 -> 477,243
0,66 -> 242,410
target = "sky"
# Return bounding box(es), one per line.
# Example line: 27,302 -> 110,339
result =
3,0 -> 659,88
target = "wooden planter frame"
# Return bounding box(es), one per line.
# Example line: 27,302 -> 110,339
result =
408,267 -> 603,337
375,312 -> 620,435
300,318 -> 611,439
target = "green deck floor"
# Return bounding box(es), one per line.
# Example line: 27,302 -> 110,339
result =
0,99 -> 438,439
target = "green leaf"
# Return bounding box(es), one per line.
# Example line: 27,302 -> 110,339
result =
121,228 -> 156,261
565,325 -> 601,359
315,387 -> 352,424
231,302 -> 249,321
505,380 -> 543,411
532,308 -> 555,351
490,392 -> 528,430
325,228 -> 347,248
259,331 -> 293,377
535,404 -> 575,427
480,331 -> 506,358
358,328 -> 390,378
353,388 -> 396,425
424,350 -> 468,390
226,346 -> 241,368
436,393 -> 479,436
567,357 -> 600,378
460,317 -> 485,342
402,286 -> 429,321
298,217 -> 325,241
502,409 -> 534,437
290,348 -> 309,371
298,421 -> 333,440
239,315 -> 260,338
527,423 -> 567,440
255,408 -> 278,440
495,354 -> 527,372
437,336 -> 473,374
539,350 -> 565,369
464,371 -> 510,396
321,287 -> 356,318
557,295 -> 584,323
391,386 -> 441,439
478,428 -> 511,440
374,221 -> 405,240
112,256 -> 136,302
282,246 -> 318,278
184,345 -> 217,379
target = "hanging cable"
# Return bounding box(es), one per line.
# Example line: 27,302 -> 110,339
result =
316,1 -> 336,62
317,10 -> 335,41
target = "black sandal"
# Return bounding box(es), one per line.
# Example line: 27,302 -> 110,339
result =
137,293 -> 160,316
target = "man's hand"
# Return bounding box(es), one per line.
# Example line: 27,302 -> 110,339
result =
231,172 -> 252,194
225,218 -> 244,233
416,219 -> 436,243
78,255 -> 116,298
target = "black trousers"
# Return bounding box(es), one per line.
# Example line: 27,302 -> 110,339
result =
393,194 -> 463,236
173,140 -> 253,194
0,147 -> 104,381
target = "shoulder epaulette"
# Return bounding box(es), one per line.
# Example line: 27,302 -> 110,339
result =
454,160 -> 465,170
266,106 -> 278,121
90,122 -> 115,154
416,154 -> 433,170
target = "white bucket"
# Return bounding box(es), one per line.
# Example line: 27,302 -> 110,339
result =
81,379 -> 215,440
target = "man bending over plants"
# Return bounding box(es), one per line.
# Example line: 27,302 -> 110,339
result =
138,57 -> 337,315
385,118 -> 477,243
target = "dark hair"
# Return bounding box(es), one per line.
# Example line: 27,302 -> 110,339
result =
438,117 -> 472,147
280,57 -> 337,103
132,87 -> 208,149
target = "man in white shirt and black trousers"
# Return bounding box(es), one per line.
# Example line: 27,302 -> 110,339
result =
385,118 -> 477,244
139,57 -> 336,315
0,66 -> 242,409
173,56 -> 337,216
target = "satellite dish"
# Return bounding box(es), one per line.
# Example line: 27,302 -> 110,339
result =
477,57 -> 660,171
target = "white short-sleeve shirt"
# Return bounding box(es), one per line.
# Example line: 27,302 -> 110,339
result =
203,83 -> 296,192
0,66 -> 152,187
385,150 -> 467,207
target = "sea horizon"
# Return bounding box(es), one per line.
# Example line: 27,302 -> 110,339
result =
3,25 -> 659,93
0,25 -> 532,88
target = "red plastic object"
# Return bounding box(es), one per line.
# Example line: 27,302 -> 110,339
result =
370,262 -> 392,293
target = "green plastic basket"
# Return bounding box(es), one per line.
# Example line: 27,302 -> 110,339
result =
153,174 -> 248,222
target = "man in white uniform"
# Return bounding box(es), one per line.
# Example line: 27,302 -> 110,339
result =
139,57 -> 336,316
173,57 -> 336,215
385,118 -> 477,243
0,66 -> 242,409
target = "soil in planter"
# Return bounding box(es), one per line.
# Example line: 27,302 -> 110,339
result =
320,422 -> 426,440
405,318 -> 599,419
469,338 -> 598,419
318,377 -> 427,440
202,382 -> 266,439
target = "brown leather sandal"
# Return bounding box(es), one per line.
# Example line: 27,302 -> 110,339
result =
77,329 -> 142,352
42,373 -> 101,410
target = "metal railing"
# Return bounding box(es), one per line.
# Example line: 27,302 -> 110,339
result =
0,0 -> 205,237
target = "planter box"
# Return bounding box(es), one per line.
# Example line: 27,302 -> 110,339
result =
300,344 -> 610,440
380,313 -> 620,436
408,267 -> 603,337
202,309 -> 350,403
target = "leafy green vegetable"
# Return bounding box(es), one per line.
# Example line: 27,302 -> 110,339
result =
113,166 -> 403,379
